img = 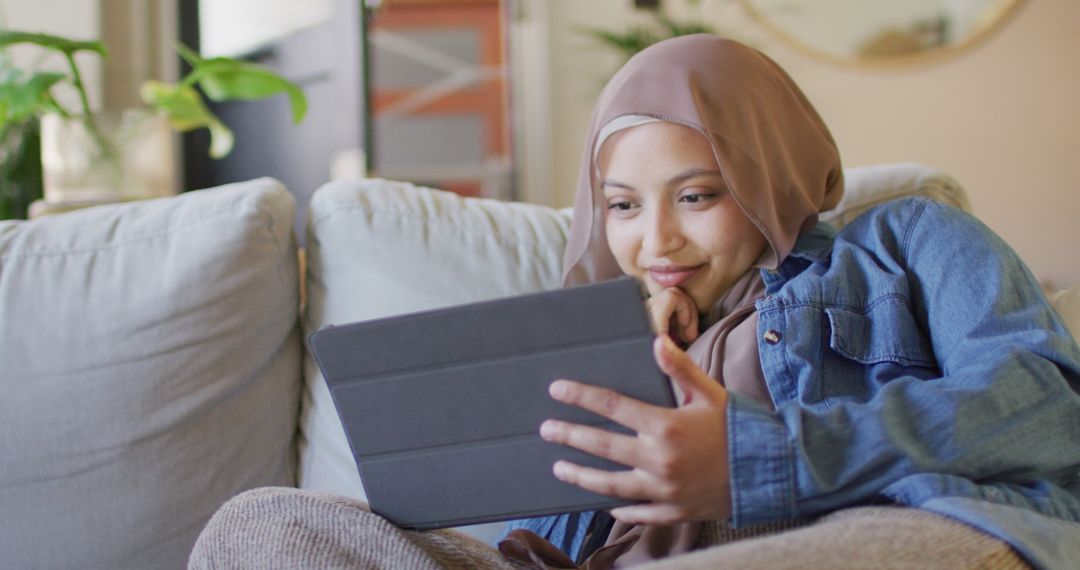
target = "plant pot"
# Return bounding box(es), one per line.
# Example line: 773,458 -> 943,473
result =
40,109 -> 176,204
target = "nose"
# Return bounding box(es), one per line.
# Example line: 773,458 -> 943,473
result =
641,205 -> 684,258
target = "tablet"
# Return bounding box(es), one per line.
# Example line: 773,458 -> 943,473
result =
307,277 -> 675,530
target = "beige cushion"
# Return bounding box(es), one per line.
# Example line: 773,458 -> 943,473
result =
0,179 -> 302,570
299,178 -> 570,541
822,162 -> 972,228
1050,286 -> 1080,342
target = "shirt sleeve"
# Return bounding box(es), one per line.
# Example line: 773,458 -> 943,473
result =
728,198 -> 1080,526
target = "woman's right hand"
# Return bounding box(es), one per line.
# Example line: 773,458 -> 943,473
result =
646,287 -> 700,347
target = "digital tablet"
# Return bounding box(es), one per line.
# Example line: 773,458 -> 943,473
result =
307,276 -> 675,530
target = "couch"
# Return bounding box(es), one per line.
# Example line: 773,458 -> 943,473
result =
1,163 -> 1077,569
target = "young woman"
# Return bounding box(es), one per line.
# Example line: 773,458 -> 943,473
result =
190,35 -> 1080,570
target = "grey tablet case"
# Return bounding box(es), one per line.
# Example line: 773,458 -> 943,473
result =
308,277 -> 675,530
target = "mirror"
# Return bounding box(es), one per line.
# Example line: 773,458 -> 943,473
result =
738,0 -> 1024,64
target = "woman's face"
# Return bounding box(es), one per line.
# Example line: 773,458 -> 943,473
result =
598,121 -> 768,311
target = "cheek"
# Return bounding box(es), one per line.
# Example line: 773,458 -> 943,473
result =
727,235 -> 767,271
604,218 -> 640,273
728,212 -> 768,261
697,207 -> 765,264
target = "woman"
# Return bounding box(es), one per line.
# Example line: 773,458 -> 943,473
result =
190,35 -> 1080,569
494,34 -> 1080,570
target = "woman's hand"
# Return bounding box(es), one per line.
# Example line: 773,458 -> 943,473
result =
646,287 -> 700,346
539,335 -> 731,525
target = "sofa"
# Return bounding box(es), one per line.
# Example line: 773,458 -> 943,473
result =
1,163 -> 1077,569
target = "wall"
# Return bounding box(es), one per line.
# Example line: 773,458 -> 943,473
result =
539,0 -> 1080,289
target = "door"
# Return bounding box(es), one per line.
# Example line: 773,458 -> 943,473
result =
368,0 -> 513,199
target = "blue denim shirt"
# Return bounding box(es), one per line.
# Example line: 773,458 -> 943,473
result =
501,198 -> 1080,569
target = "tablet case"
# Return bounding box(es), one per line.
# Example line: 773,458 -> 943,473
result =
308,277 -> 675,530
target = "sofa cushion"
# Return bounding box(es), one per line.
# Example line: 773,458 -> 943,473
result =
821,162 -> 972,228
299,178 -> 571,541
1050,286 -> 1080,342
0,179 -> 302,569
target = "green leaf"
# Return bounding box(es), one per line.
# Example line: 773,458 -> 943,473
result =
0,72 -> 65,124
655,14 -> 714,37
578,25 -> 661,59
205,118 -> 235,159
39,92 -> 71,118
0,31 -> 107,57
174,41 -> 205,70
140,80 -> 235,158
190,59 -> 308,124
140,80 -> 205,129
174,42 -> 307,123
578,13 -> 714,62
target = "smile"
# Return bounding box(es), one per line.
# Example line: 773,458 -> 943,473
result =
647,264 -> 703,288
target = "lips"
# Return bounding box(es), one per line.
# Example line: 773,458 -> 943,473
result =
647,264 -> 703,288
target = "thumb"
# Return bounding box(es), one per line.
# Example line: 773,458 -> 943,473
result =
653,335 -> 723,405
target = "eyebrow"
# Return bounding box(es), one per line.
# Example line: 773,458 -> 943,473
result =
601,167 -> 725,192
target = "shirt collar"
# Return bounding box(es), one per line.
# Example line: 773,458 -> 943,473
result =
761,222 -> 836,293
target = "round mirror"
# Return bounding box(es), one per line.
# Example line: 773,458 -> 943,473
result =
739,0 -> 1024,65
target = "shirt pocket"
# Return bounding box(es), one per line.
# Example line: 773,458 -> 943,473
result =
821,296 -> 940,401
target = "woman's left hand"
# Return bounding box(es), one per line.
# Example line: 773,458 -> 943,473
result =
539,335 -> 732,525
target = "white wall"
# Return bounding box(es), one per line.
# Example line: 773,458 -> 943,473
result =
539,0 -> 1080,289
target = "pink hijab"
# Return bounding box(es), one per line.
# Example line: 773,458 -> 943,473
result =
563,34 -> 844,286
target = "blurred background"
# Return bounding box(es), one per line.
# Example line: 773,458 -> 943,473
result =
3,0 -> 1077,288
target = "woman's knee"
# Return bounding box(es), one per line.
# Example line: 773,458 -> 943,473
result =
189,487 -> 377,569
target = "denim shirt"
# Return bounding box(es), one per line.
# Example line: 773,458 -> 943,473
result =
501,198 -> 1080,569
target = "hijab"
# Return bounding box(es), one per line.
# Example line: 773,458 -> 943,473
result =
500,35 -> 843,569
563,34 -> 843,286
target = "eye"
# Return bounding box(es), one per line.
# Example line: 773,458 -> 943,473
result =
606,198 -> 638,212
678,190 -> 719,204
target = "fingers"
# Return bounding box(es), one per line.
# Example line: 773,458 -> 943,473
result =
549,379 -> 666,431
650,297 -> 671,338
551,461 -> 659,502
551,460 -> 721,525
610,503 -> 687,526
653,336 -> 725,404
647,288 -> 700,345
544,339 -> 732,526
670,295 -> 699,344
540,419 -> 640,467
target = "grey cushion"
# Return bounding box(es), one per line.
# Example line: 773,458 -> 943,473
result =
0,179 -> 302,570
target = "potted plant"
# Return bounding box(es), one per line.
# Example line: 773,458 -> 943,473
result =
0,31 -> 307,219
579,0 -> 721,65
0,43 -> 63,219
579,12 -> 715,63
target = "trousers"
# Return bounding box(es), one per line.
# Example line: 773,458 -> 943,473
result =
188,487 -> 1030,570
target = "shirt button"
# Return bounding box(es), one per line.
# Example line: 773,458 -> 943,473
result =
763,330 -> 782,344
